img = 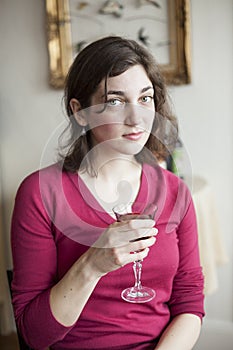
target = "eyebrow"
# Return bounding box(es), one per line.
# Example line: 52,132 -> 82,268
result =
104,86 -> 154,97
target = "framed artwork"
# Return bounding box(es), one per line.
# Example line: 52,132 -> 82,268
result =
46,0 -> 191,88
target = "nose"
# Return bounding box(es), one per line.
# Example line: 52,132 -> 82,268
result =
124,103 -> 142,126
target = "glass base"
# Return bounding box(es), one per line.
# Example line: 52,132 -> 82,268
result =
121,286 -> 156,303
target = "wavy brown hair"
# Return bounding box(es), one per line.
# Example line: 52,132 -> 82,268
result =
61,36 -> 178,175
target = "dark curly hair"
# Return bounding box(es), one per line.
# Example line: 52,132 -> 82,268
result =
60,36 -> 178,175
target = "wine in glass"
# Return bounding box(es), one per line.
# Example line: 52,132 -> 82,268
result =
113,202 -> 157,303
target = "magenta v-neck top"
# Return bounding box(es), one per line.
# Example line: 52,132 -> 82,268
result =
11,163 -> 204,349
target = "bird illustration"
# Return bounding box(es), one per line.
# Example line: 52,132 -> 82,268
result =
138,27 -> 150,46
138,0 -> 161,9
75,40 -> 87,53
99,0 -> 124,18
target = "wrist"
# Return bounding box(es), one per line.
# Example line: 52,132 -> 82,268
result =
73,249 -> 104,283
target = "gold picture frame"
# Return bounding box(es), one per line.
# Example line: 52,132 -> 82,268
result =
46,0 -> 191,88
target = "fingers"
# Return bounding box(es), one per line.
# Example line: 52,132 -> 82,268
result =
130,247 -> 150,263
111,247 -> 150,268
112,235 -> 156,267
90,232 -> 157,274
123,226 -> 158,244
112,240 -> 155,267
129,235 -> 156,252
129,227 -> 158,242
115,218 -> 157,236
102,221 -> 158,248
113,247 -> 151,268
121,218 -> 155,230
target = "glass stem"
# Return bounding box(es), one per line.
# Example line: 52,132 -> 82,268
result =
133,260 -> 142,290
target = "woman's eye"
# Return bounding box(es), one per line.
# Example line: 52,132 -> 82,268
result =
107,98 -> 123,106
141,96 -> 153,103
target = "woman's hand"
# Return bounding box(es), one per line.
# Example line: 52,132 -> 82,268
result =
85,218 -> 158,276
50,218 -> 157,327
154,314 -> 202,350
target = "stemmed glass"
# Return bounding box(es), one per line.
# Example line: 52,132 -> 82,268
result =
113,202 -> 157,303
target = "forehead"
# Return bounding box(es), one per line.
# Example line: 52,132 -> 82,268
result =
96,65 -> 152,95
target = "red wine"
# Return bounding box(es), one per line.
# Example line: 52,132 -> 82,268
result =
116,212 -> 153,242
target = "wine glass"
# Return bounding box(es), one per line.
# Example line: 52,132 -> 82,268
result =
113,202 -> 157,303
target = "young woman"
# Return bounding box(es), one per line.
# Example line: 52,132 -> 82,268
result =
11,36 -> 204,349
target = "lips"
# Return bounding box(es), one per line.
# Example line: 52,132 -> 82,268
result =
122,132 -> 144,141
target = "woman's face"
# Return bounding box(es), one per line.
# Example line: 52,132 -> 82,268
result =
85,64 -> 155,157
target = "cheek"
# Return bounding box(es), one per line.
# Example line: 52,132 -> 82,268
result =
91,124 -> 121,142
140,119 -> 154,138
147,112 -> 155,127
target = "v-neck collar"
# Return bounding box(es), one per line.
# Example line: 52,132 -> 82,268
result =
67,164 -> 150,226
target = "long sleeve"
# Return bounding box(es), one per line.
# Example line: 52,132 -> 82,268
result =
11,171 -> 74,349
168,196 -> 205,319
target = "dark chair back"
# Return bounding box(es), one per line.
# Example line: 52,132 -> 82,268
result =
6,270 -> 34,350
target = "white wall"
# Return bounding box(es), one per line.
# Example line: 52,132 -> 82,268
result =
169,0 -> 233,323
0,0 -> 64,259
0,0 -> 232,328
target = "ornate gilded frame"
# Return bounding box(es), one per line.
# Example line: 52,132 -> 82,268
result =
46,0 -> 191,88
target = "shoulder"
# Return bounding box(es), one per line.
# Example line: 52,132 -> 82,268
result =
143,163 -> 191,195
163,168 -> 191,197
143,164 -> 193,220
15,163 -> 65,201
162,167 -> 193,209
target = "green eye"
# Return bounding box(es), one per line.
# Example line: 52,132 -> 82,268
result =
141,96 -> 153,103
107,99 -> 123,106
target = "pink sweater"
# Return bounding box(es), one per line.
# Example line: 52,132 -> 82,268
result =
11,163 -> 204,349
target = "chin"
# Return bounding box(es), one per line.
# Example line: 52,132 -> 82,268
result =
115,143 -> 145,156
99,139 -> 147,157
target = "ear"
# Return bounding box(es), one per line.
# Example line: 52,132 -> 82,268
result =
69,98 -> 88,126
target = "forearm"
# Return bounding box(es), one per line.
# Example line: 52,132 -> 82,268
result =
50,249 -> 102,326
155,313 -> 202,350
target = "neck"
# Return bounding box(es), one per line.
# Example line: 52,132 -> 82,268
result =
78,155 -> 143,212
96,156 -> 139,179
86,142 -> 139,179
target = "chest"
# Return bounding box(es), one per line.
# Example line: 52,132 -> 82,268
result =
78,175 -> 142,219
